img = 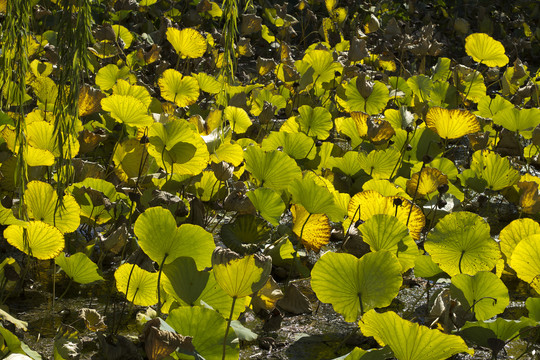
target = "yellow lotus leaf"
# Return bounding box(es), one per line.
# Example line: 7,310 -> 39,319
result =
166,27 -> 207,59
465,33 -> 509,68
26,181 -> 81,233
112,79 -> 152,108
113,139 -> 149,182
348,190 -> 425,240
101,94 -> 154,127
511,234 -> 540,293
426,107 -> 480,140
78,85 -> 105,117
115,263 -> 158,306
350,111 -> 395,144
291,204 -> 331,252
4,221 -> 64,260
518,181 -> 540,214
499,218 -> 540,261
406,167 -> 448,198
158,69 -> 200,108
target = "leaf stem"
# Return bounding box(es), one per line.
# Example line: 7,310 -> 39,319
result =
222,296 -> 237,360
156,253 -> 169,317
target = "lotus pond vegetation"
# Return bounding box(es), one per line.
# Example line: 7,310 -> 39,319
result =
0,0 -> 540,359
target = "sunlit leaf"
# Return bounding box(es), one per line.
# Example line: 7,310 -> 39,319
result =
406,167 -> 448,198
344,78 -> 389,115
56,252 -> 104,284
113,139 -> 149,182
212,248 -> 272,298
158,69 -> 199,108
4,221 -> 64,260
114,263 -> 157,306
291,204 -> 331,252
499,218 -> 540,262
359,310 -> 474,359
424,211 -> 500,276
162,257 -> 210,306
426,107 -> 480,140
244,145 -> 302,191
166,27 -> 207,59
223,106 -> 252,134
101,94 -> 153,127
470,150 -> 520,191
95,64 -> 130,91
261,131 -> 315,160
510,234 -> 540,293
311,251 -> 402,322
135,207 -> 214,267
245,188 -> 285,226
450,271 -> 509,321
296,105 -> 333,140
166,306 -> 239,360
26,181 -> 80,233
465,33 -> 509,67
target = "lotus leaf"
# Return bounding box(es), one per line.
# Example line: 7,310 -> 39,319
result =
470,150 -> 520,191
166,306 -> 239,360
510,234 -> 540,293
114,263 -> 157,306
245,188 -> 285,226
426,107 -> 480,140
244,145 -> 302,191
158,69 -> 199,108
465,33 -> 508,67
311,251 -> 402,322
166,27 -> 206,59
450,271 -> 509,321
4,221 -> 64,260
134,206 -> 214,268
101,94 -> 153,127
424,211 -> 500,276
359,309 -> 473,359
212,248 -> 272,298
56,252 -> 104,284
499,218 -> 540,262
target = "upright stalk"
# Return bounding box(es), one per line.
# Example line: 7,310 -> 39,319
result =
222,296 -> 237,360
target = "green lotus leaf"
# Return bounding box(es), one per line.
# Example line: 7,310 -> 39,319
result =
470,150 -> 520,191
288,177 -> 338,215
345,77 -> 389,115
67,178 -> 131,225
112,79 -> 151,108
134,206 -> 214,267
192,170 -> 225,202
330,151 -> 365,177
510,234 -> 540,293
361,148 -> 400,180
311,251 -> 402,322
101,94 -> 153,127
166,306 -> 239,360
111,24 -> 133,49
493,107 -> 540,134
250,88 -> 286,116
166,27 -> 207,59
298,49 -> 343,84
245,187 -> 285,226
212,248 -> 272,298
26,181 -> 80,233
220,214 -> 271,254
359,214 -> 408,251
362,179 -> 409,198
55,252 -> 104,284
261,131 -> 316,160
475,94 -> 513,119
244,145 -> 302,191
223,106 -> 252,134
499,218 -> 540,262
196,269 -> 247,319
526,297 -> 540,321
4,221 -> 64,260
95,64 -> 131,91
465,33 -> 508,67
113,138 -> 149,182
31,76 -> 57,111
158,69 -> 199,107
114,263 -> 157,306
411,157 -> 458,181
398,126 -> 442,163
335,116 -> 364,149
333,346 -> 393,360
454,66 -> 486,102
148,119 -> 209,176
27,120 -> 79,160
210,141 -> 243,166
359,309 -> 474,359
424,211 -> 500,276
296,105 -> 333,140
460,317 -> 536,348
407,75 -> 432,102
450,271 -> 509,321
162,257 -> 210,306
414,254 -> 446,281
